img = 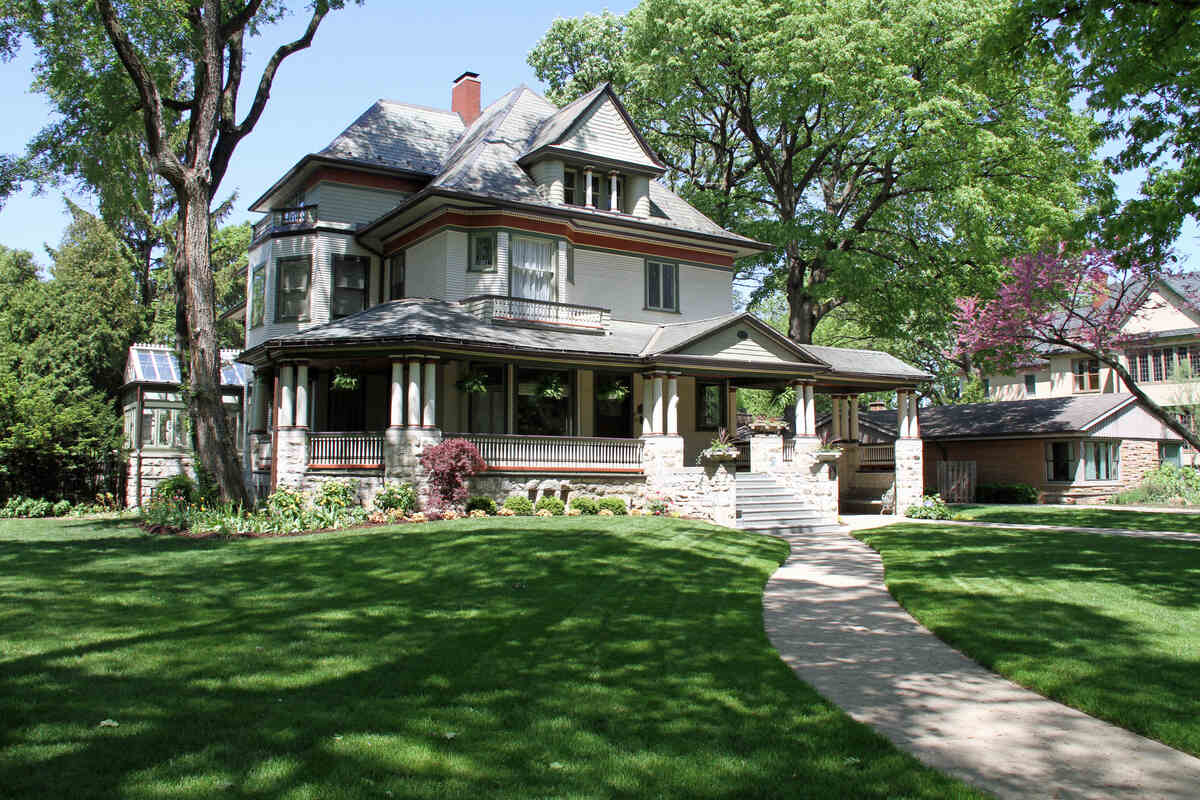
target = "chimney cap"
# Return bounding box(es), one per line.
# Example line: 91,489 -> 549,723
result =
453,71 -> 480,84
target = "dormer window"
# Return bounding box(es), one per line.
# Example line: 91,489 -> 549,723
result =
563,169 -> 578,205
470,231 -> 496,272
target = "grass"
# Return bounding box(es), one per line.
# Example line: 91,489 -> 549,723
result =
857,523 -> 1200,757
951,504 -> 1200,533
0,515 -> 984,800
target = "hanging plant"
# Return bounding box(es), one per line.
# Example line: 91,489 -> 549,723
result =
597,377 -> 630,401
455,371 -> 490,394
331,368 -> 360,392
538,373 -> 568,400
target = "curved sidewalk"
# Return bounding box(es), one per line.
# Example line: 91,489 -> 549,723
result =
762,526 -> 1200,799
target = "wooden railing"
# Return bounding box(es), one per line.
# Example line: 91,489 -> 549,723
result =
782,438 -> 795,462
460,295 -> 610,331
450,433 -> 644,472
859,444 -> 895,468
252,204 -> 319,243
735,441 -> 751,471
308,430 -> 384,468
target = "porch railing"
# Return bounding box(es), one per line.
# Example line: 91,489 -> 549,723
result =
451,433 -> 644,472
859,443 -> 895,468
735,441 -> 751,471
782,437 -> 795,462
460,295 -> 611,332
252,204 -> 319,243
308,430 -> 384,468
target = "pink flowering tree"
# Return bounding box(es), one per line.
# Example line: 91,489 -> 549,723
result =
955,247 -> 1200,450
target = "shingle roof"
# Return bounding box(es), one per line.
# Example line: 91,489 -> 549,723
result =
802,344 -> 931,380
319,100 -> 465,175
843,394 -> 1136,441
523,84 -> 608,156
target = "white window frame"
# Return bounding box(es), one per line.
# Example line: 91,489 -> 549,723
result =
645,259 -> 679,312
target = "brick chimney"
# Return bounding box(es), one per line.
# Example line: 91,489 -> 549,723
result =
451,71 -> 481,126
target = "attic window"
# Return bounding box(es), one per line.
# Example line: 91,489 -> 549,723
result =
736,330 -> 749,340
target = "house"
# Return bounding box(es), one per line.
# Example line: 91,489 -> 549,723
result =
980,273 -> 1200,468
121,344 -> 251,506
234,73 -> 930,523
818,394 -> 1188,505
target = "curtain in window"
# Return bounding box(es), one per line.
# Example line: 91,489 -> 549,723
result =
511,237 -> 555,301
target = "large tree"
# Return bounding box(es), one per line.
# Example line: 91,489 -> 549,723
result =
531,0 -> 1101,345
2,0 -> 353,504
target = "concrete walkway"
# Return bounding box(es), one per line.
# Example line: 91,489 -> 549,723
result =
762,525 -> 1200,799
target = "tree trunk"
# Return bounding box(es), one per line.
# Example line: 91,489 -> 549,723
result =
176,189 -> 250,506
785,254 -> 818,344
1109,357 -> 1200,451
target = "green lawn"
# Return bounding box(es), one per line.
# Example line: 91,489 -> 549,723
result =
0,515 -> 983,800
857,523 -> 1200,757
951,504 -> 1200,533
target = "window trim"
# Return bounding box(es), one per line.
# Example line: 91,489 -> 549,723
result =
274,255 -> 312,323
330,253 -> 370,320
469,231 -> 497,273
387,252 -> 405,301
249,262 -> 266,329
695,380 -> 726,431
1080,439 -> 1121,483
644,259 -> 680,313
1072,358 -> 1100,393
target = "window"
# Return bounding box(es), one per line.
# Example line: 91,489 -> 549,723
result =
140,408 -> 189,449
122,408 -> 135,449
588,172 -> 601,208
516,367 -> 572,436
563,169 -> 578,205
645,260 -> 679,312
511,236 -> 556,301
982,378 -> 990,396
275,255 -> 311,322
1024,374 -> 1037,395
566,245 -> 574,284
388,253 -> 405,301
465,364 -> 507,434
1129,346 -> 1199,383
331,254 -> 369,319
470,232 -> 496,272
594,372 -> 633,438
1073,358 -> 1100,392
250,263 -> 266,328
1045,441 -> 1077,482
1081,440 -> 1119,481
1161,442 -> 1183,468
696,381 -> 725,430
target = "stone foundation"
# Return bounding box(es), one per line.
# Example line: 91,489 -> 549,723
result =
300,469 -> 388,507
126,452 -> 195,508
274,427 -> 309,489
894,438 -> 924,512
469,473 -> 649,508
649,461 -> 737,526
766,437 -> 839,516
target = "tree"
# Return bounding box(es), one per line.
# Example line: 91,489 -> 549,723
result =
530,0 -> 1100,345
3,0 -> 355,504
1009,0 -> 1200,259
954,247 -> 1200,450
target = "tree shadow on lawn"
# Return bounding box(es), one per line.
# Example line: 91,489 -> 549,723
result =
0,518 -> 981,800
861,524 -> 1200,756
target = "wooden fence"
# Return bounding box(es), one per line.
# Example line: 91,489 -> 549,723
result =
937,461 -> 976,503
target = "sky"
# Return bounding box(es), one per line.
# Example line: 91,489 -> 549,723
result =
0,0 -> 1195,271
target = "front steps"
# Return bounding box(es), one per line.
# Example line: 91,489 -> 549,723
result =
735,473 -> 842,534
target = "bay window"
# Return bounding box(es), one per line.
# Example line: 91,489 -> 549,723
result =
511,236 -> 556,301
275,255 -> 311,322
331,254 -> 369,318
645,260 -> 679,312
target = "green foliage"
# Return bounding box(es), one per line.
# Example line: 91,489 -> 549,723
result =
975,483 -> 1039,504
314,480 -> 357,512
905,494 -> 953,520
534,496 -> 565,516
1110,465 -> 1200,507
568,496 -> 599,515
465,495 -> 498,515
51,499 -> 71,517
376,482 -> 418,514
0,496 -> 55,518
502,495 -> 534,516
646,498 -> 670,516
152,474 -> 199,505
597,497 -> 628,515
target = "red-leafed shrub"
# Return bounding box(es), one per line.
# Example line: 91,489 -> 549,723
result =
419,438 -> 486,510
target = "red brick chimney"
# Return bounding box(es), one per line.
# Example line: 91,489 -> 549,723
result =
451,71 -> 481,126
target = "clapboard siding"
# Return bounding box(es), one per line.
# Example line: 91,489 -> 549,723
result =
529,159 -> 564,204
560,98 -> 658,169
679,324 -> 801,364
572,247 -> 732,323
310,182 -> 408,226
405,230 -> 448,299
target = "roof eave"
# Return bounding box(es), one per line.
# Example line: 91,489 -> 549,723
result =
249,154 -> 436,213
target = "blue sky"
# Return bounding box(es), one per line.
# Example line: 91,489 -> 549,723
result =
0,0 -> 1195,271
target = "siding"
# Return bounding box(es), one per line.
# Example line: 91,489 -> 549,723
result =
310,182 -> 408,226
559,97 -> 658,169
405,231 -> 448,299
1122,289 -> 1200,336
529,159 -> 564,204
446,229 -> 509,300
679,325 -> 801,364
572,247 -> 733,323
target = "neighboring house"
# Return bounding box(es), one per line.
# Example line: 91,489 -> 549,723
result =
819,395 -> 1189,505
121,344 -> 250,506
980,273 -> 1200,465
233,73 -> 930,521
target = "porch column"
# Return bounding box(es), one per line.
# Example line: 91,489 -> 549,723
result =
294,363 -> 309,428
641,373 -> 654,435
407,356 -> 423,428
650,373 -> 664,435
830,395 -> 843,441
848,394 -> 859,441
584,167 -> 594,207
278,364 -> 295,428
792,381 -> 814,436
422,358 -> 438,428
390,359 -> 405,427
609,171 -> 620,211
665,373 -> 679,435
804,384 -> 816,437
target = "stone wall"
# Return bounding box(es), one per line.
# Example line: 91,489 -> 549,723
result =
274,428 -> 308,489
126,452 -> 194,508
300,469 -> 388,507
765,437 -> 839,516
468,473 -> 648,508
647,461 -> 737,526
894,438 -> 924,511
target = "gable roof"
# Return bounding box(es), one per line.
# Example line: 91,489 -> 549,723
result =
644,313 -> 827,367
520,83 -> 666,173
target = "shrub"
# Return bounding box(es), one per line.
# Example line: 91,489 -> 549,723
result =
52,499 -> 72,517
376,482 -> 418,514
502,495 -> 534,516
597,496 -> 627,515
315,480 -> 358,512
568,496 -> 599,515
646,499 -> 669,516
1110,465 -> 1200,506
497,506 -> 516,517
153,474 -> 200,505
465,495 -> 497,515
975,483 -> 1038,504
419,438 -> 486,510
535,496 -> 565,515
265,486 -> 307,518
469,509 -> 488,519
905,494 -> 952,520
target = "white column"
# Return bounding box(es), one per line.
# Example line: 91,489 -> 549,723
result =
898,391 -> 909,439
584,168 -> 594,207
422,359 -> 437,428
665,373 -> 679,435
793,383 -> 806,436
641,374 -> 654,435
804,385 -> 816,437
831,396 -> 843,441
390,360 -> 404,427
609,172 -> 619,211
848,395 -> 859,441
910,393 -> 920,438
294,364 -> 309,428
407,357 -> 422,428
651,374 -> 664,435
278,364 -> 295,428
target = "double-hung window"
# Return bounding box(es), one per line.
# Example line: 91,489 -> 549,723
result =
511,236 -> 556,301
563,169 -> 578,205
588,173 -> 602,208
470,232 -> 496,272
696,382 -> 725,430
275,256 -> 311,322
249,262 -> 266,328
331,254 -> 369,318
645,260 -> 679,312
387,253 -> 405,301
1073,358 -> 1100,392
1081,440 -> 1119,481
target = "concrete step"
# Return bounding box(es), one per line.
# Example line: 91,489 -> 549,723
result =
739,513 -> 831,526
841,499 -> 885,515
738,521 -> 844,535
